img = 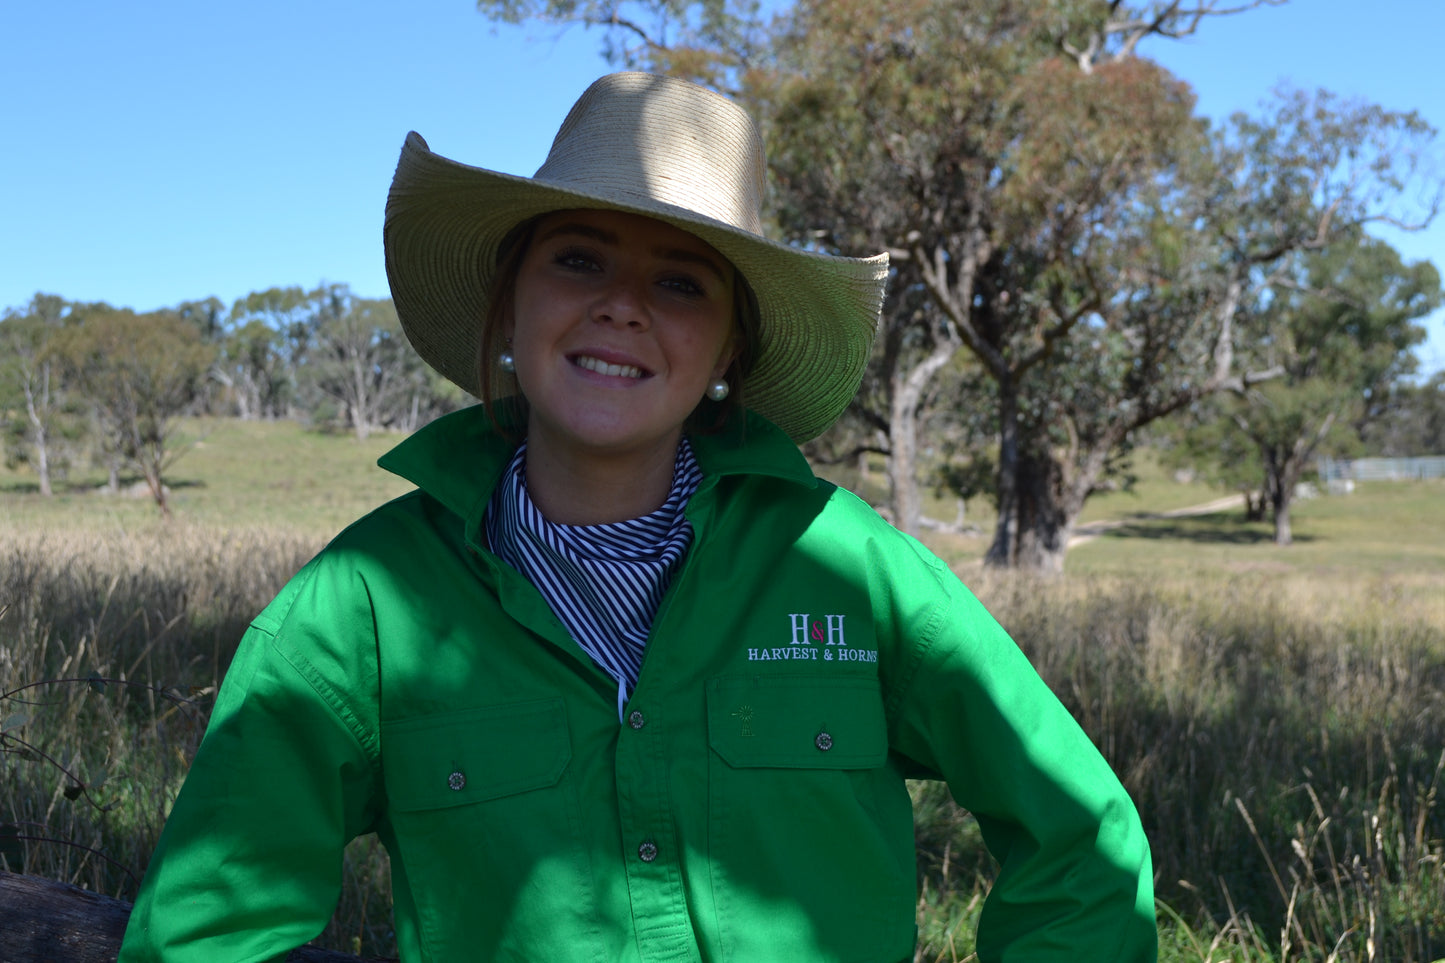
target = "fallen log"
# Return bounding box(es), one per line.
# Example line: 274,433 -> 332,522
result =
0,872 -> 393,963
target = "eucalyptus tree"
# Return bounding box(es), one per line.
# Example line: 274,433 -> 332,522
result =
1362,370 -> 1445,456
477,0 -> 1441,572
225,286 -> 323,420
1198,236 -> 1439,544
292,285 -> 452,439
760,5 -> 1439,569
0,294 -> 80,496
53,305 -> 216,515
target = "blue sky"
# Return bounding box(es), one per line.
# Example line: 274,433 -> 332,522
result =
2,0 -> 1441,375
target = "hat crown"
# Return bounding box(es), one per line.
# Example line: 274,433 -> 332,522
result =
534,72 -> 767,236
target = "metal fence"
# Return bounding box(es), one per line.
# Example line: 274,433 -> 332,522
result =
1317,456 -> 1445,483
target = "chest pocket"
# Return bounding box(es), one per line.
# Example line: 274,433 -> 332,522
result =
706,674 -> 888,769
704,674 -> 913,961
381,698 -> 571,811
379,699 -> 599,961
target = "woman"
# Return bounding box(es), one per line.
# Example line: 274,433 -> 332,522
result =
119,72 -> 1156,962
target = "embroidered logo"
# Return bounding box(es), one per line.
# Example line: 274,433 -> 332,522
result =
745,613 -> 878,665
732,704 -> 754,737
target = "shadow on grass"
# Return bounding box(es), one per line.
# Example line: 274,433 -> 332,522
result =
1102,514 -> 1317,546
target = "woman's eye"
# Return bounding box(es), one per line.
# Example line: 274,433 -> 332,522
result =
661,276 -> 705,297
553,249 -> 599,272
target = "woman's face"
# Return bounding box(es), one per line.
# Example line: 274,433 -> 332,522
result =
506,208 -> 738,463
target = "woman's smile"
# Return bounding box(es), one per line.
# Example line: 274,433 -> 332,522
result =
570,353 -> 647,380
507,208 -> 738,464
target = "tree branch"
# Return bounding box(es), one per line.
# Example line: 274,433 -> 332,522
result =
1063,0 -> 1289,71
906,231 -> 1008,382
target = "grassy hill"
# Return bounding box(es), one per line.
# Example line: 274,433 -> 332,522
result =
5,414 -> 1443,588
0,416 -> 415,535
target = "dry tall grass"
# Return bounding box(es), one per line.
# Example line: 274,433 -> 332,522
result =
912,571 -> 1445,962
3,523 -> 1442,961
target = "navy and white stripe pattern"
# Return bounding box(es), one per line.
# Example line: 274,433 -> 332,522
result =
486,440 -> 703,720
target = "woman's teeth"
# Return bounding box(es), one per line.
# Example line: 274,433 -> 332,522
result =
575,355 -> 643,379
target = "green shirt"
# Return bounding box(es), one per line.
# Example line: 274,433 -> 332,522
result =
119,408 -> 1156,962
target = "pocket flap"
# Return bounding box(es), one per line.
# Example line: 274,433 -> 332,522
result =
707,675 -> 887,770
382,699 -> 571,812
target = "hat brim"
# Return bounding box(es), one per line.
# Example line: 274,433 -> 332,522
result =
384,132 -> 889,443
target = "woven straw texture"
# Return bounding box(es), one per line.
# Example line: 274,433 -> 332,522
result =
384,72 -> 888,443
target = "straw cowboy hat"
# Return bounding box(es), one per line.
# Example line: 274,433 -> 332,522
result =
383,71 -> 889,443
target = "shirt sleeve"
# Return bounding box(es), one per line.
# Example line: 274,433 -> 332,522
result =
883,555 -> 1157,962
118,561 -> 383,963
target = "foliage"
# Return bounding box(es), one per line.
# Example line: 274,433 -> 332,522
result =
0,285 -> 468,509
216,287 -> 302,420
226,284 -> 467,438
0,296 -> 88,495
1171,235 -> 1441,544
475,0 -> 774,86
1362,370 -> 1445,455
475,0 -> 1444,574
291,285 -> 411,439
48,305 -> 216,515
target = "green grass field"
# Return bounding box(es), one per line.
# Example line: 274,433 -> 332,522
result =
3,416 -> 1443,961
0,417 -> 415,535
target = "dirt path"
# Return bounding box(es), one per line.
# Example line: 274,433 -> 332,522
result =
1067,494 -> 1246,548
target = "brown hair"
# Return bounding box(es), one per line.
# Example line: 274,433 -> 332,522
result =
476,220 -> 537,440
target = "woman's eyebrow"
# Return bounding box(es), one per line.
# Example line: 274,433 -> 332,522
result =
654,246 -> 729,284
537,221 -> 729,284
536,221 -> 618,247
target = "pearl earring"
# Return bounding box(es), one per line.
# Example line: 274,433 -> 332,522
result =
707,379 -> 730,402
498,343 -> 515,373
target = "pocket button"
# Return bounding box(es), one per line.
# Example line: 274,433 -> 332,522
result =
815,731 -> 833,752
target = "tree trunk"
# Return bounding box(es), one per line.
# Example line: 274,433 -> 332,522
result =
1265,460 -> 1292,545
887,394 -> 921,536
986,383 -> 1021,567
351,402 -> 371,442
887,338 -> 959,536
351,353 -> 372,441
1272,494 -> 1292,546
987,390 -> 1109,573
1005,448 -> 1073,574
1260,445 -> 1295,546
30,418 -> 51,498
23,366 -> 53,497
142,464 -> 170,518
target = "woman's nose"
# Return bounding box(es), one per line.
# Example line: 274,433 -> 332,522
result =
589,272 -> 651,329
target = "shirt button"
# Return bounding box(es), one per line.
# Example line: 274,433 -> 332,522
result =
628,710 -> 646,730
637,841 -> 659,863
447,770 -> 466,791
815,731 -> 833,752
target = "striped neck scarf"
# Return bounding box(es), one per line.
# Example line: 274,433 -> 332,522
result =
485,439 -> 703,720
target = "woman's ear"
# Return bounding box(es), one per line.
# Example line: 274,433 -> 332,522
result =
711,336 -> 741,381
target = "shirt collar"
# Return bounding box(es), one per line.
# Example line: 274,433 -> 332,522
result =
377,405 -> 818,525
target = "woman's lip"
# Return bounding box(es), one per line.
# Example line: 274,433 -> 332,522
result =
570,353 -> 648,379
